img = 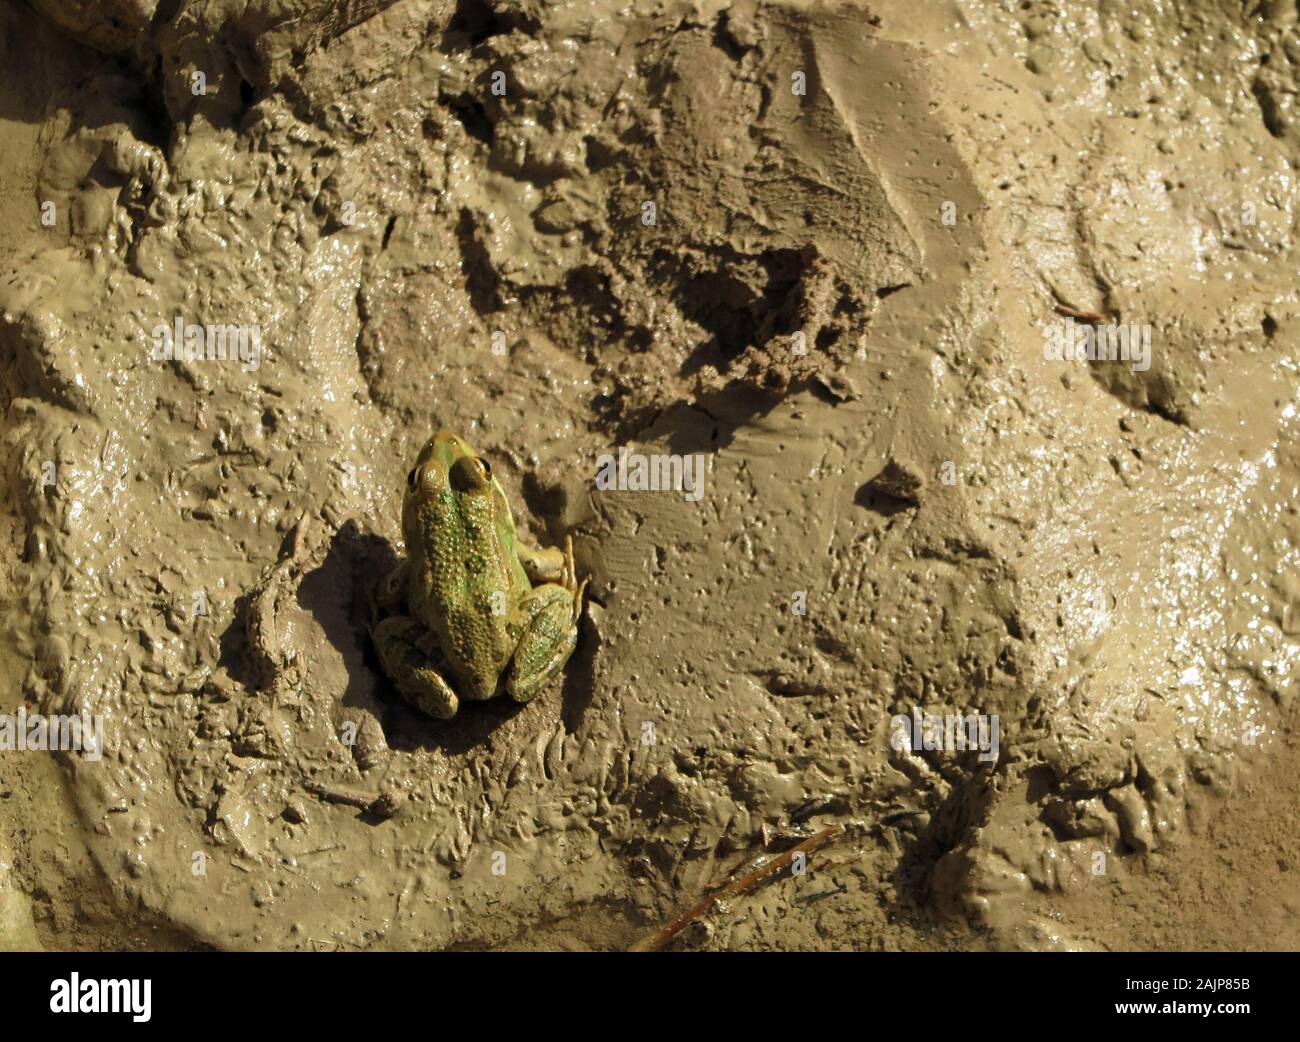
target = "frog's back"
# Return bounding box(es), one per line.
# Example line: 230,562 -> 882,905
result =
411,488 -> 528,699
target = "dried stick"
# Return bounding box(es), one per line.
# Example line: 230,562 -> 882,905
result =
1053,303 -> 1108,323
629,825 -> 844,952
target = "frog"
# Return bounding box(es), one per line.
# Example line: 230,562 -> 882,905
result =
370,430 -> 587,719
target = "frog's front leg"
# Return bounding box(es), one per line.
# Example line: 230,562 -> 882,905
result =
516,536 -> 568,584
372,615 -> 460,719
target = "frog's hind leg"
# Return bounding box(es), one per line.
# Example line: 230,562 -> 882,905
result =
505,584 -> 582,703
372,615 -> 460,719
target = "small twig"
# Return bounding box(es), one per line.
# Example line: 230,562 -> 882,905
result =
283,511 -> 311,561
629,825 -> 843,952
305,781 -> 404,818
705,847 -> 771,892
1053,302 -> 1108,323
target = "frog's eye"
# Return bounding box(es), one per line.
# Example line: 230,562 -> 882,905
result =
407,467 -> 419,489
449,455 -> 489,491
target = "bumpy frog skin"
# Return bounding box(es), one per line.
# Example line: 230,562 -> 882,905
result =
371,430 -> 587,719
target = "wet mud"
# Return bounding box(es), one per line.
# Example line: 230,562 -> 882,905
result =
1,0 -> 1298,951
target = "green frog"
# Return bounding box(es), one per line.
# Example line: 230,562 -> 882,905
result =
371,430 -> 587,719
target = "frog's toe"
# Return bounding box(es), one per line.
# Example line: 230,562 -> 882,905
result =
564,535 -> 579,589
372,616 -> 460,719
571,575 -> 589,621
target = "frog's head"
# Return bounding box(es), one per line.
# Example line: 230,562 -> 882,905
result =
405,430 -> 491,502
401,430 -> 509,546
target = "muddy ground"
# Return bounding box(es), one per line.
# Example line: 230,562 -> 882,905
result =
1,0 -> 1298,951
